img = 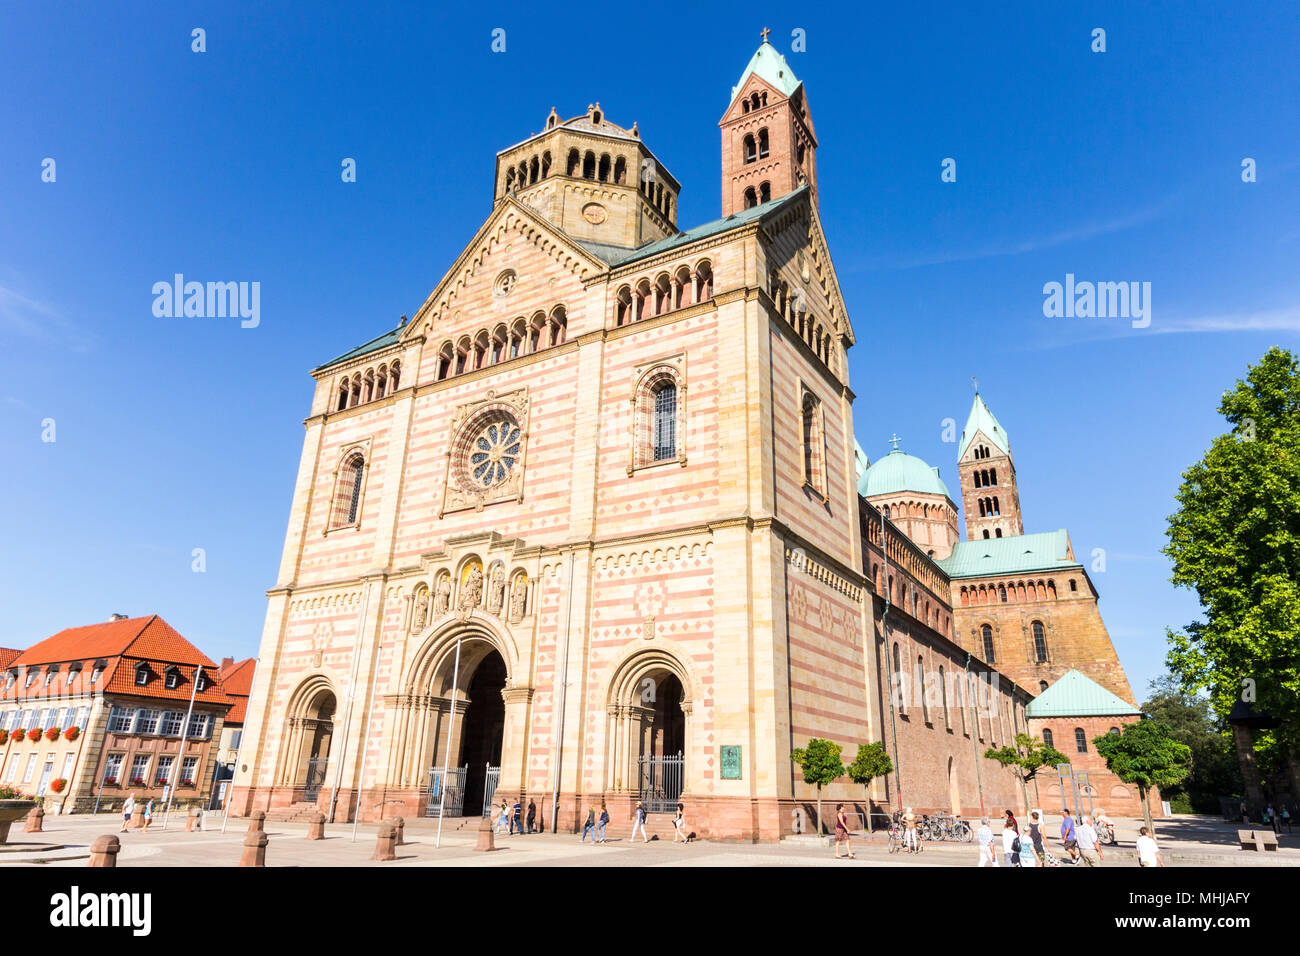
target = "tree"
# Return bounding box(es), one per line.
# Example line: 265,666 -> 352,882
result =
1093,719 -> 1191,836
846,742 -> 894,832
1164,347 -> 1300,791
1141,676 -> 1242,813
791,738 -> 845,837
985,733 -> 1070,815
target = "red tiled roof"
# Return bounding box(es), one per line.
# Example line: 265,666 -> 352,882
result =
218,658 -> 255,725
12,615 -> 215,668
0,648 -> 20,670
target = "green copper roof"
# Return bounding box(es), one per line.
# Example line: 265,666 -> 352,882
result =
938,529 -> 1079,579
958,393 -> 1011,460
578,185 -> 809,268
1026,669 -> 1141,718
858,450 -> 951,499
315,324 -> 404,372
731,41 -> 802,101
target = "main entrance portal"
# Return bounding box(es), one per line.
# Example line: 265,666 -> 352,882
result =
456,647 -> 506,816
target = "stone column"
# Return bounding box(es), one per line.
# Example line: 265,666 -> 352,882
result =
501,687 -> 534,798
87,835 -> 120,867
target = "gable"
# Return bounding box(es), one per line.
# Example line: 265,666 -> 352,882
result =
722,71 -> 791,124
959,428 -> 1008,464
761,196 -> 854,345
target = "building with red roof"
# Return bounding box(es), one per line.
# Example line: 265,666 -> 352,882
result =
0,614 -> 234,814
210,657 -> 256,807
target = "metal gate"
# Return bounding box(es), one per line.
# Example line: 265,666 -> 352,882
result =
425,765 -> 469,818
480,764 -> 501,817
303,757 -> 328,801
636,753 -> 684,814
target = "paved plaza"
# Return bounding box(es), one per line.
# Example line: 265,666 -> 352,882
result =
2,811 -> 1297,867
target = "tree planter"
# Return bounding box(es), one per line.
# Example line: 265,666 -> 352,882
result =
0,800 -> 37,844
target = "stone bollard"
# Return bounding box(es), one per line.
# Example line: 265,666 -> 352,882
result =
386,816 -> 406,846
88,835 -> 121,867
240,829 -> 268,867
474,813 -> 496,852
246,810 -> 266,835
24,806 -> 44,833
306,812 -> 326,840
373,824 -> 397,862
185,808 -> 202,832
131,804 -> 145,829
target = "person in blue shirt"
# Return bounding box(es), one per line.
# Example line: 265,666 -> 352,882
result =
1060,808 -> 1079,864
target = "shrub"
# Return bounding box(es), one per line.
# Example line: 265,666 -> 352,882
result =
50,779 -> 67,794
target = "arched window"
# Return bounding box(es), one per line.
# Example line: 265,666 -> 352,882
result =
1039,680 -> 1049,693
652,381 -> 677,461
613,156 -> 626,184
758,128 -> 769,159
1043,728 -> 1054,749
982,529 -> 990,539
582,151 -> 596,180
695,261 -> 713,300
981,624 -> 995,663
759,181 -> 771,203
550,306 -> 567,346
743,134 -> 756,164
743,187 -> 757,209
892,642 -> 902,710
974,470 -> 982,488
331,453 -> 365,529
995,528 -> 1002,537
989,468 -> 997,485
917,656 -> 928,722
436,343 -> 454,380
566,149 -> 580,176
615,286 -> 633,326
1069,579 -> 1078,592
598,154 -> 611,182
999,585 -> 1007,603
1074,728 -> 1088,753
1032,621 -> 1048,663
801,391 -> 824,494
939,665 -> 949,727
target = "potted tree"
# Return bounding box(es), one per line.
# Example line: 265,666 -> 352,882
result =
0,786 -> 37,844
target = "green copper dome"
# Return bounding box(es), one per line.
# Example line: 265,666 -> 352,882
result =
858,450 -> 951,499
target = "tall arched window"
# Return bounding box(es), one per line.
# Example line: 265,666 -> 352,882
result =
759,181 -> 771,203
981,624 -> 995,663
801,390 -> 824,494
892,642 -> 903,711
917,656 -> 928,722
652,381 -> 677,461
758,128 -> 770,158
939,665 -> 949,727
1043,728 -> 1054,749
1074,728 -> 1088,753
743,134 -> 756,164
744,187 -> 757,209
1032,620 -> 1048,663
331,454 -> 365,529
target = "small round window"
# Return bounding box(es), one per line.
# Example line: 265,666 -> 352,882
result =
493,270 -> 517,298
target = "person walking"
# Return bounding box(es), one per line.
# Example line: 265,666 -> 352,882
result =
1240,801 -> 1249,825
580,805 -> 597,843
597,804 -> 609,844
1002,818 -> 1020,867
630,800 -> 649,843
833,804 -> 855,860
511,798 -> 523,835
1282,805 -> 1292,834
1060,808 -> 1079,864
1018,825 -> 1038,867
142,797 -> 154,832
1266,804 -> 1279,834
1004,809 -> 1019,834
1028,810 -> 1049,865
1135,826 -> 1164,867
120,793 -> 136,833
496,801 -> 510,834
976,816 -> 997,867
672,802 -> 688,843
902,807 -> 919,854
1076,815 -> 1103,866
526,799 -> 537,834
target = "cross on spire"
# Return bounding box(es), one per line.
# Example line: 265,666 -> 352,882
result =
971,375 -> 979,394
760,26 -> 771,43
889,433 -> 902,452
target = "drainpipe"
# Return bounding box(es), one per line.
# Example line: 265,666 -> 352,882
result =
550,549 -> 576,835
966,652 -> 986,817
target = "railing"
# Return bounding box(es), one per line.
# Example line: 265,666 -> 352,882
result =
635,753 -> 684,814
480,764 -> 501,818
303,758 -> 328,801
425,765 -> 468,818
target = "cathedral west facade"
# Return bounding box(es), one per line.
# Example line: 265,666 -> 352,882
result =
231,38 -> 1137,839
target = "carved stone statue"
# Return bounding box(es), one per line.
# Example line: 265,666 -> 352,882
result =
489,566 -> 506,614
509,576 -> 527,622
433,575 -> 451,616
458,566 -> 483,611
412,589 -> 429,631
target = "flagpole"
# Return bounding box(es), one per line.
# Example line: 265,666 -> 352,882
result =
221,659 -> 259,833
163,664 -> 204,830
434,636 -> 463,849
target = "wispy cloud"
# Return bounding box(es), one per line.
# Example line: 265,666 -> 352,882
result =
0,282 -> 92,349
1146,306 -> 1300,336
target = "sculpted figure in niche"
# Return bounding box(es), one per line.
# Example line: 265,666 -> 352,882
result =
509,575 -> 527,622
459,565 -> 483,611
412,588 -> 429,631
433,575 -> 451,616
489,565 -> 506,614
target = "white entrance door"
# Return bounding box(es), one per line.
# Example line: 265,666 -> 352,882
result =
36,757 -> 54,795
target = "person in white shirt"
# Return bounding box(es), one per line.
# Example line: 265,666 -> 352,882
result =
1077,815 -> 1103,866
976,816 -> 997,866
1135,826 -> 1164,867
1001,819 -> 1020,867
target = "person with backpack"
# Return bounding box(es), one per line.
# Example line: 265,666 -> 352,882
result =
630,800 -> 649,843
1002,818 -> 1021,867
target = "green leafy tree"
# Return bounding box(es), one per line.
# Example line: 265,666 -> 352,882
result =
1141,676 -> 1242,813
1093,719 -> 1192,835
985,733 -> 1070,814
791,738 -> 845,837
1164,347 -> 1300,765
846,742 -> 894,832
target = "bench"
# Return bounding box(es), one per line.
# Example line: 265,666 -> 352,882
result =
1237,829 -> 1279,851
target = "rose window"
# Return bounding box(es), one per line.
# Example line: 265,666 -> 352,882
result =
469,419 -> 522,488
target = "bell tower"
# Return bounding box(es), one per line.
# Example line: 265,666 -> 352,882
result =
719,31 -> 818,216
957,392 -> 1025,540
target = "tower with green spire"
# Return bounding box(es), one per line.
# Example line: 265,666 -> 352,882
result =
957,392 -> 1024,540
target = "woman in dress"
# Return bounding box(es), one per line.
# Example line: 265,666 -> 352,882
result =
673,802 -> 688,843
834,804 -> 855,859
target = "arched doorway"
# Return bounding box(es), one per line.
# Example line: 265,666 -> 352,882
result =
287,686 -> 335,801
604,655 -> 691,813
459,650 -> 506,815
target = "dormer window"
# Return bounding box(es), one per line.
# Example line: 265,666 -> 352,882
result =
66,662 -> 82,686
164,666 -> 181,691
90,661 -> 105,684
25,670 -> 38,688
195,671 -> 208,693
135,664 -> 150,686
4,672 -> 14,690
44,665 -> 59,687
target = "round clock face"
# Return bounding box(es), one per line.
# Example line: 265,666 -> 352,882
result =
581,202 -> 607,225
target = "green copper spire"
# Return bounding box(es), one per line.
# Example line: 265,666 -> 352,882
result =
731,36 -> 802,102
958,392 -> 1011,460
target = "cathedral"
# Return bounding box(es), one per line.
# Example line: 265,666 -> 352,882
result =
231,37 -> 1142,839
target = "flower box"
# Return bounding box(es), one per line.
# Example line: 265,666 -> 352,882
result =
44,727 -> 59,741
0,730 -> 7,745
104,777 -> 119,786
180,779 -> 195,787
25,729 -> 40,742
129,777 -> 146,787
50,779 -> 67,794
64,727 -> 79,741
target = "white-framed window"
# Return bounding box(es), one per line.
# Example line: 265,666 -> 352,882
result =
180,756 -> 198,786
3,672 -> 14,690
5,710 -> 19,731
90,666 -> 103,684
5,753 -> 20,783
26,709 -> 42,731
129,754 -> 151,785
102,752 -> 124,784
134,710 -> 161,736
61,752 -> 75,781
194,671 -> 208,693
36,756 -> 54,795
108,706 -> 134,734
23,754 -> 38,783
45,708 -> 62,730
76,707 -> 90,730
161,711 -> 185,736
66,667 -> 78,686
134,665 -> 149,686
25,671 -> 38,688
187,713 -> 210,739
164,669 -> 180,690
43,669 -> 57,687
155,755 -> 174,785
230,729 -> 243,750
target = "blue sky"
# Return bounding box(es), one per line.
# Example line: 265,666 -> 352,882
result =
1,2 -> 1296,700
